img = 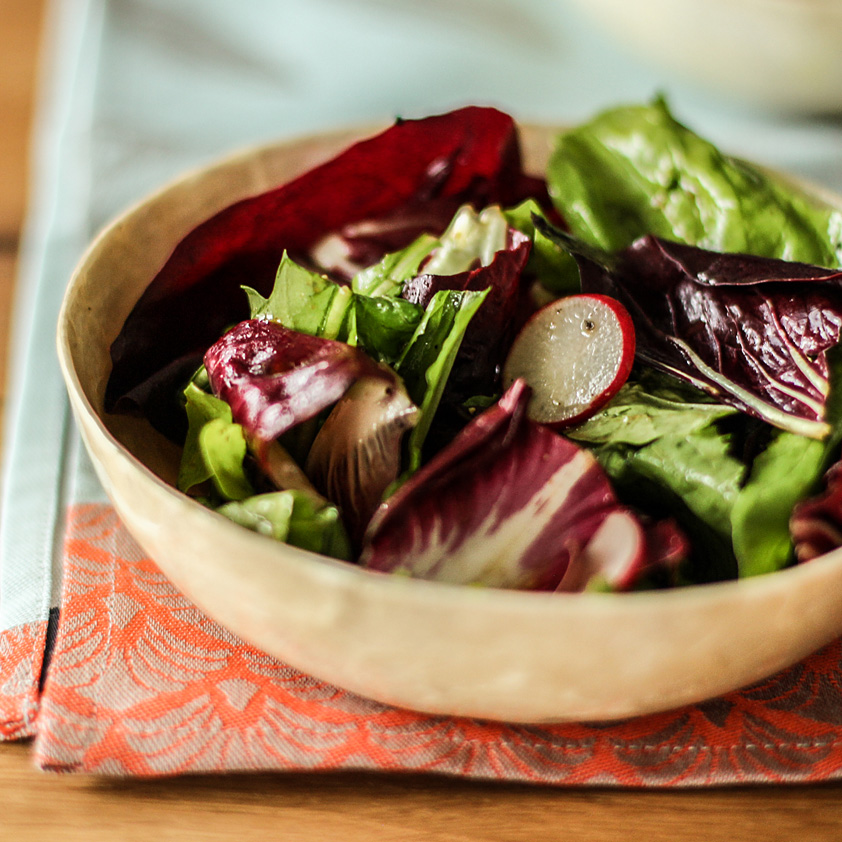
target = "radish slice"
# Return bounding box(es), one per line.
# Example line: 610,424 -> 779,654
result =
503,294 -> 635,427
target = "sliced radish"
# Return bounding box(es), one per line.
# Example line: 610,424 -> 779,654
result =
503,293 -> 635,427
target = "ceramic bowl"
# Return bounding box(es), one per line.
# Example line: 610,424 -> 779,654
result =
56,124 -> 842,724
569,0 -> 842,113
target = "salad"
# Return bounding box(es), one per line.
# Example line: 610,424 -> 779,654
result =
104,100 -> 842,593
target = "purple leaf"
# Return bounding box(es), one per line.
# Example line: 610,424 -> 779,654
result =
106,107 -> 548,438
572,233 -> 842,438
305,375 -> 419,548
204,319 -> 383,450
790,460 -> 842,562
637,518 -> 690,588
360,379 -> 660,592
402,226 -> 531,402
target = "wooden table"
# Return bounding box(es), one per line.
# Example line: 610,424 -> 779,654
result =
2,2 -> 842,839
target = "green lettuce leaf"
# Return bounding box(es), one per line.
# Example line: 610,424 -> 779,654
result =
730,432 -> 824,577
178,383 -> 254,501
217,490 -> 352,560
569,373 -> 746,582
352,233 -> 437,297
503,199 -> 580,296
567,379 -> 736,447
198,418 -> 254,501
547,97 -> 842,265
397,288 -> 488,471
244,252 -> 352,339
730,343 -> 842,576
353,295 -> 423,364
179,383 -> 236,490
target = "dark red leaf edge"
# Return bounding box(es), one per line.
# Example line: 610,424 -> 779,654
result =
204,319 -> 384,451
791,460 -> 842,562
402,227 -> 531,404
106,106 -> 548,439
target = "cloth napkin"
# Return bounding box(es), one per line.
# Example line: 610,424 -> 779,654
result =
6,0 -> 842,783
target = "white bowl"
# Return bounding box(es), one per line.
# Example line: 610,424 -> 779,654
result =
569,0 -> 842,113
57,124 -> 842,723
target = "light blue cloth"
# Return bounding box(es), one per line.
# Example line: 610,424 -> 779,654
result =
5,0 -> 842,635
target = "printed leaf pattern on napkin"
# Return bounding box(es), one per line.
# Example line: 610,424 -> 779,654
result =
29,503 -> 842,784
0,620 -> 48,740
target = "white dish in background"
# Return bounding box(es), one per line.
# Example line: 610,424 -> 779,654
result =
569,0 -> 842,113
57,124 -> 842,724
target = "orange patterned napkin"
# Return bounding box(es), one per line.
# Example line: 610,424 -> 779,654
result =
8,501 -> 839,784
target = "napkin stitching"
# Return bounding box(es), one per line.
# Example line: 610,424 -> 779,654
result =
617,740 -> 840,752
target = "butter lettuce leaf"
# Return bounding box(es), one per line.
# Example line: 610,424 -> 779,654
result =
218,490 -> 352,560
567,379 -> 736,447
569,373 -> 746,583
731,432 -> 824,577
547,97 -> 842,266
198,419 -> 255,501
178,382 -> 254,501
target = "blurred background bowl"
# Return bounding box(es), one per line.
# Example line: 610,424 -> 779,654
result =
568,0 -> 842,113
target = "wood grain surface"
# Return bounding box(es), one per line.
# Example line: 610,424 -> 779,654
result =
2,1 -> 842,839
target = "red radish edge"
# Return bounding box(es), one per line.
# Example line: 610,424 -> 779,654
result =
503,293 -> 636,428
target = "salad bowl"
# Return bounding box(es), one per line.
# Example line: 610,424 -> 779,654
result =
57,121 -> 842,724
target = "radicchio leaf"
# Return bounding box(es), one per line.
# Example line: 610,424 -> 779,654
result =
106,107 -> 547,438
538,219 -> 842,439
790,461 -> 842,562
360,379 -> 674,592
305,375 -> 418,548
203,319 -> 383,452
639,519 -> 689,586
401,207 -> 531,429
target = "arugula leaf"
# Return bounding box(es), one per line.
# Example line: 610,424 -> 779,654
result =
352,233 -> 437,297
244,252 -> 352,339
218,490 -> 352,560
503,200 -> 580,296
198,419 -> 255,501
353,295 -> 423,364
397,289 -> 488,471
547,97 -> 842,265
